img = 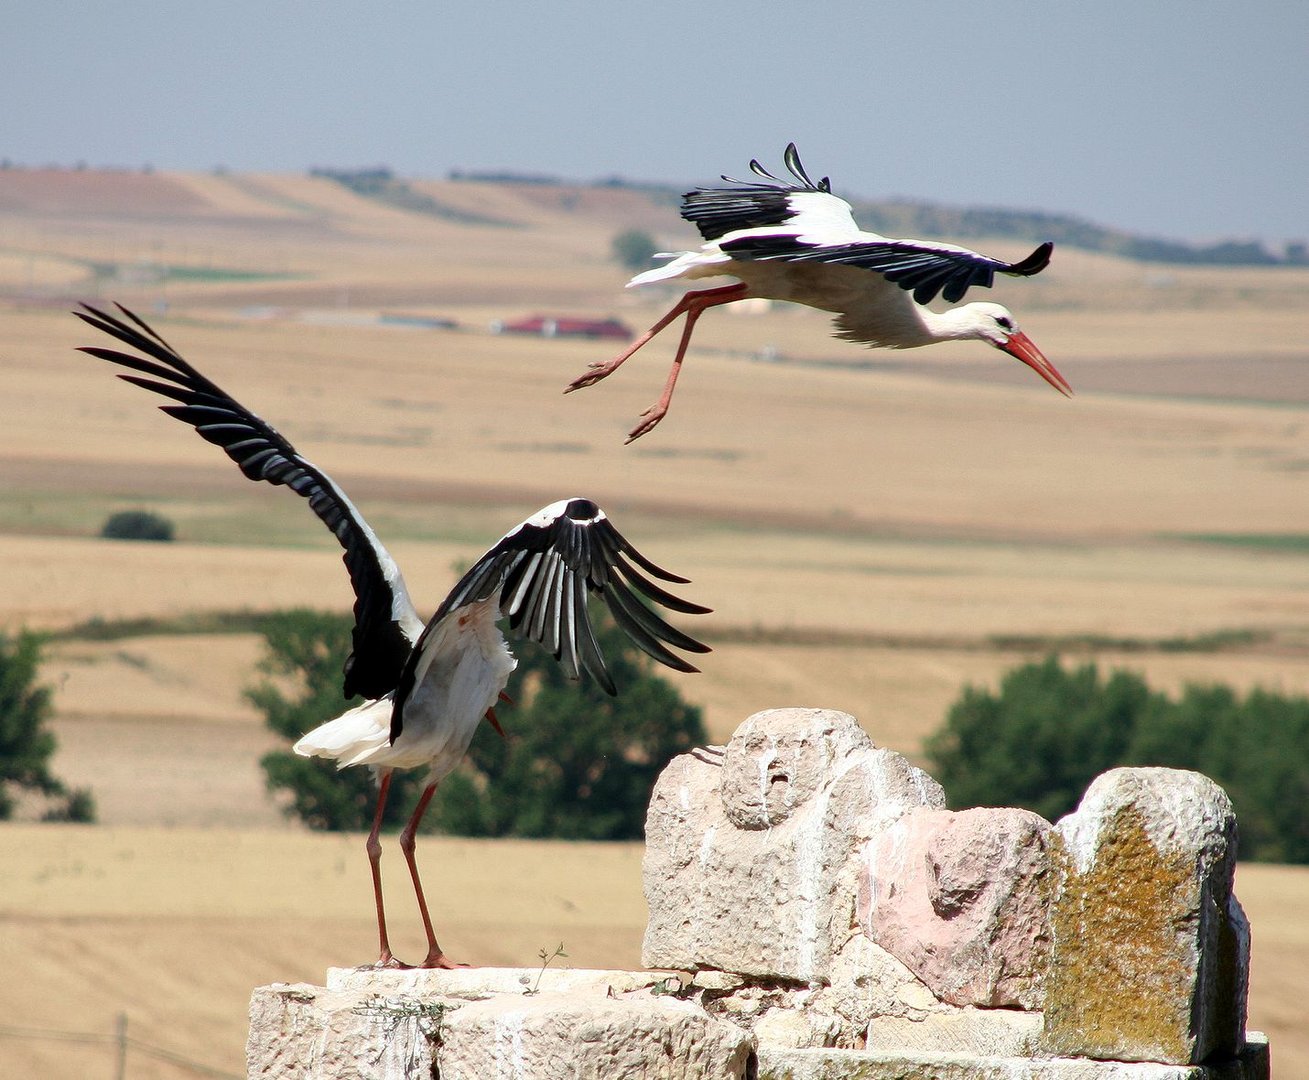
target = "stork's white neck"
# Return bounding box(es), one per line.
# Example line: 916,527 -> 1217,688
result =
916,304 -> 995,344
835,297 -> 1002,351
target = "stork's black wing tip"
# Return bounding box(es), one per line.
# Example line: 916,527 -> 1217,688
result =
76,300 -> 130,319
1010,242 -> 1054,277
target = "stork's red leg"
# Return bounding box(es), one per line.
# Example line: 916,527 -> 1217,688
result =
562,283 -> 748,397
398,782 -> 466,969
484,690 -> 512,736
624,297 -> 716,443
365,769 -> 406,968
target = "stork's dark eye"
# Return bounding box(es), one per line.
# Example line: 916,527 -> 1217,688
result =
996,316 -> 1014,332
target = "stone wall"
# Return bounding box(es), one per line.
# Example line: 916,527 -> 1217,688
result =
247,707 -> 1270,1079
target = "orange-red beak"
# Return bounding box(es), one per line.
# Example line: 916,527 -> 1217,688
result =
999,331 -> 1073,397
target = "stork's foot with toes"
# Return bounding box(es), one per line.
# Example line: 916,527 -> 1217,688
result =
564,284 -> 748,441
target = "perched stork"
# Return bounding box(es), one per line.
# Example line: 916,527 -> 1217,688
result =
76,303 -> 710,969
565,143 -> 1071,441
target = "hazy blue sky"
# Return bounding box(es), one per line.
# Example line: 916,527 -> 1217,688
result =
5,2 -> 1305,243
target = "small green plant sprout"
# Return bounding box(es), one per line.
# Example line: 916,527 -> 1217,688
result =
650,974 -> 689,998
353,995 -> 449,1026
522,942 -> 568,995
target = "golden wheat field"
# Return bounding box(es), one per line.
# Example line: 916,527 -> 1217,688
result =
1,169 -> 1307,1077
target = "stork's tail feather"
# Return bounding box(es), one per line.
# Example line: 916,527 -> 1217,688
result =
293,698 -> 392,769
626,254 -> 691,288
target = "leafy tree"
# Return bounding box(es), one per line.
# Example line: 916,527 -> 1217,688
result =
925,656 -> 1160,823
101,509 -> 175,542
926,655 -> 1309,862
252,610 -> 425,831
253,608 -> 706,839
1125,683 -> 1309,862
0,631 -> 95,821
611,229 -> 658,272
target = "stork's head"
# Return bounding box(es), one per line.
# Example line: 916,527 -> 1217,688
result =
967,302 -> 1072,397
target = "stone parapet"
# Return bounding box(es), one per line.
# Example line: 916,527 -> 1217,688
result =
247,708 -> 1269,1078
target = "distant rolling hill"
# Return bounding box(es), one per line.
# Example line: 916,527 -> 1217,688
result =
1,163 -> 1300,273
438,166 -> 1301,267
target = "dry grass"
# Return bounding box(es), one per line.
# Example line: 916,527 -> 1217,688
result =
1,168 -> 1306,1076
0,824 -> 647,1079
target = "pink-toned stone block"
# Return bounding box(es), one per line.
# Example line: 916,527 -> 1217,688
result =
857,806 -> 1053,1008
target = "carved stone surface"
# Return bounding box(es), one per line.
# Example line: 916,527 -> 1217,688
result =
1041,767 -> 1249,1065
642,708 -> 945,984
857,806 -> 1053,1008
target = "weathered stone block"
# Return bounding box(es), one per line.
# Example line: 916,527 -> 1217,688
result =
809,933 -> 952,1044
757,1032 -> 1269,1079
858,806 -> 1053,1008
248,981 -> 442,1079
683,935 -> 949,1052
864,1007 -> 1043,1056
438,991 -> 754,1079
248,968 -> 753,1079
642,708 -> 945,984
1041,767 -> 1248,1065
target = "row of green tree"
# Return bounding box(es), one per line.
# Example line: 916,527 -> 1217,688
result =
4,619 -> 1307,863
925,656 -> 1309,863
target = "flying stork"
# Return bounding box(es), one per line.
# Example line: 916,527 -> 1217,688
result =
76,303 -> 710,969
565,143 -> 1071,441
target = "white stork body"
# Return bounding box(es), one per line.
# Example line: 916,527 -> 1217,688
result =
631,246 -> 994,350
295,596 -> 515,777
77,305 -> 710,969
566,144 -> 1070,441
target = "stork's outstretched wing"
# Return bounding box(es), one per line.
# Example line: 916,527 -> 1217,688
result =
392,497 -> 710,736
76,303 -> 423,699
721,233 -> 1053,305
681,144 -> 1053,304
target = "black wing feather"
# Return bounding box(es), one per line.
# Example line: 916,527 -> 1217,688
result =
75,303 -> 419,700
391,499 -> 710,739
682,142 -> 833,242
719,236 -> 1054,306
589,527 -> 711,616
